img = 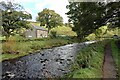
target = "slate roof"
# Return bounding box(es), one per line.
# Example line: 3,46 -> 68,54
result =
32,25 -> 47,31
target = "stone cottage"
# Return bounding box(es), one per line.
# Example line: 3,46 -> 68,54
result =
25,25 -> 48,39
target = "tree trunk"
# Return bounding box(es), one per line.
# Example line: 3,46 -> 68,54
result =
47,27 -> 51,35
48,28 -> 50,34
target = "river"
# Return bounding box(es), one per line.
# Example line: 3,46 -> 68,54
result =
2,41 -> 96,79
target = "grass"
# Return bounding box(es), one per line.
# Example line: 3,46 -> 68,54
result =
111,39 -> 120,78
1,36 -> 77,62
1,53 -> 27,61
51,26 -> 76,36
66,40 -> 107,78
30,21 -> 40,26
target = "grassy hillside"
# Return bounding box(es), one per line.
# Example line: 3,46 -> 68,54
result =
51,26 -> 76,36
30,21 -> 40,26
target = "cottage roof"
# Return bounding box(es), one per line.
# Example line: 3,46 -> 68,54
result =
32,25 -> 47,31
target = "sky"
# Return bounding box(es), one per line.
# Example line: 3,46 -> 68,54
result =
0,0 -> 69,23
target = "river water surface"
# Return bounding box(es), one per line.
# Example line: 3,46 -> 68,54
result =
2,41 -> 95,79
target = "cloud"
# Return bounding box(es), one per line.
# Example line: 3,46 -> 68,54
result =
14,0 -> 40,3
0,0 -> 70,23
35,0 -> 69,23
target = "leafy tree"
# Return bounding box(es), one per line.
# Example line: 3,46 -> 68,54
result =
103,2 -> 120,28
0,1 -> 32,39
66,2 -> 105,39
66,2 -> 120,39
64,23 -> 73,27
37,8 -> 63,34
95,26 -> 108,39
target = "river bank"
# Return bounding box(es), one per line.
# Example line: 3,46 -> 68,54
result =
1,37 -> 77,62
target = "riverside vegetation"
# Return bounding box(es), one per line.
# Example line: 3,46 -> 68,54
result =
1,36 -> 77,62
111,39 -> 120,78
65,40 -> 106,78
66,39 -> 119,78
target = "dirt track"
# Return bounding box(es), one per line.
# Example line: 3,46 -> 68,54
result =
103,44 -> 117,79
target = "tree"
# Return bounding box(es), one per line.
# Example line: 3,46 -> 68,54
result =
37,8 -> 63,34
0,1 -> 32,39
66,2 -> 120,39
66,2 -> 105,39
64,23 -> 73,27
95,26 -> 108,39
103,2 -> 120,28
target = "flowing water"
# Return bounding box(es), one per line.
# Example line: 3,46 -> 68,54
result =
2,41 -> 96,79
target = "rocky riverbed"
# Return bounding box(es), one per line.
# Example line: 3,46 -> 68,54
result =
2,41 -> 96,79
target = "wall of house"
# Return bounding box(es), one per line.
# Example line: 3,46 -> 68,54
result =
25,28 -> 48,39
36,30 -> 48,38
25,28 -> 36,39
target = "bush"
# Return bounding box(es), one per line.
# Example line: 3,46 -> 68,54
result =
13,35 -> 26,41
30,42 -> 42,50
50,31 -> 57,38
2,36 -> 20,54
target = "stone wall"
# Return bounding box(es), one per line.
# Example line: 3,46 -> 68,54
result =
36,30 -> 48,38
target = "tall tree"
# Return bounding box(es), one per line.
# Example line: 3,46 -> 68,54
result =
66,2 -> 120,39
37,8 -> 63,34
0,1 -> 32,39
103,2 -> 120,28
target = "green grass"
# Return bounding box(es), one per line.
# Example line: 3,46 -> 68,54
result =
0,53 -> 27,62
30,21 -> 40,26
1,36 -> 77,62
111,39 -> 120,78
51,26 -> 76,36
66,40 -> 106,78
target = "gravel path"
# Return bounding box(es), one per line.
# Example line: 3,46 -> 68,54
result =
103,44 -> 117,79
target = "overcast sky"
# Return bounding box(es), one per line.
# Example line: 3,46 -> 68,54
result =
0,0 -> 69,23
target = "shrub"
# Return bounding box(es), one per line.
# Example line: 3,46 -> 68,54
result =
2,36 -> 20,54
50,31 -> 57,38
30,42 -> 42,50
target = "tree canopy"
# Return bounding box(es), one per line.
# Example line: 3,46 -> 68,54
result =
66,2 -> 120,39
37,8 -> 63,33
0,1 -> 32,39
